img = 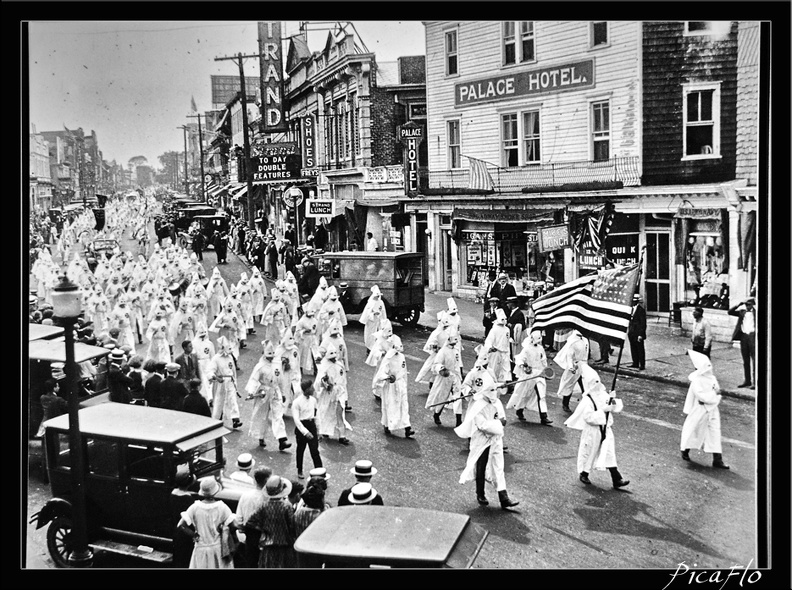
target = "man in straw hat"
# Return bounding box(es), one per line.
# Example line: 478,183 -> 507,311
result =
728,297 -> 756,389
455,375 -> 519,510
627,293 -> 647,370
338,460 -> 384,506
347,482 -> 379,506
107,348 -> 134,404
564,366 -> 630,489
229,453 -> 257,486
680,349 -> 730,469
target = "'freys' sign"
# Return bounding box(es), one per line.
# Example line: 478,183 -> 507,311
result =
455,60 -> 594,106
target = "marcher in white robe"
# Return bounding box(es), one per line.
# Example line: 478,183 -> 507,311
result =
359,286 -> 386,352
206,268 -> 229,320
191,297 -> 209,335
145,309 -> 172,364
244,341 -> 291,450
317,320 -> 349,371
318,286 -> 347,340
426,334 -> 464,426
294,304 -> 320,375
108,295 -> 136,349
415,313 -> 453,386
275,332 -> 302,416
445,298 -> 465,374
374,335 -> 415,438
223,286 -> 248,349
169,298 -> 196,351
205,336 -> 243,428
455,379 -> 519,509
236,273 -> 256,334
261,289 -> 288,346
680,349 -> 730,469
125,283 -> 145,344
209,302 -> 244,362
282,271 -> 300,327
483,308 -> 512,383
564,372 -> 630,489
314,344 -> 352,444
148,291 -> 176,325
366,319 -> 393,400
191,328 -> 216,404
554,329 -> 590,413
248,267 -> 267,322
139,277 -> 157,320
86,285 -> 111,336
308,276 -> 330,314
506,331 -> 553,425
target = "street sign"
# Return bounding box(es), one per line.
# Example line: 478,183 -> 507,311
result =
283,187 -> 304,208
306,199 -> 334,219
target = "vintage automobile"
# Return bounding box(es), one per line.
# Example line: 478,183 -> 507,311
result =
174,206 -> 217,235
87,238 -> 120,259
189,214 -> 230,250
311,251 -> 425,326
294,505 -> 488,568
30,403 -> 249,567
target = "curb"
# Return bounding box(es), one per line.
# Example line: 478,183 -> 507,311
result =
416,323 -> 754,403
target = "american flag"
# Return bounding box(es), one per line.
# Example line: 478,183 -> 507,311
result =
531,263 -> 641,341
466,156 -> 494,191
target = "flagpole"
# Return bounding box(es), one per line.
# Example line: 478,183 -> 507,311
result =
610,245 -> 647,392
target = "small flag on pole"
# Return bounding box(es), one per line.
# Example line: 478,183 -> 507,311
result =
465,155 -> 494,191
191,95 -> 198,113
531,263 -> 641,341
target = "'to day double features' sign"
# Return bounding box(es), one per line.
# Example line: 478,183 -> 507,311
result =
538,224 -> 572,253
250,154 -> 302,182
455,60 -> 594,106
306,199 -> 335,219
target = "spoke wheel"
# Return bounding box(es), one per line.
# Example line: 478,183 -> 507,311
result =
46,516 -> 74,568
399,307 -> 420,327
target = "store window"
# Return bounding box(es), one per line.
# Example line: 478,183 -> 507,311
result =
685,231 -> 729,308
683,83 -> 721,159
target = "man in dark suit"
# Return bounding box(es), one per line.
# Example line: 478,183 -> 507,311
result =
107,349 -> 134,404
144,361 -> 166,408
160,363 -> 190,411
506,296 -> 526,365
728,297 -> 756,389
628,294 -> 647,370
489,272 -> 517,312
174,339 -> 201,387
337,460 -> 385,506
298,257 -> 321,302
181,379 -> 211,417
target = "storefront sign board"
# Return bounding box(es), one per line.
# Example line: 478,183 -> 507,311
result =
250,154 -> 302,182
306,199 -> 335,219
258,22 -> 288,132
538,224 -> 571,252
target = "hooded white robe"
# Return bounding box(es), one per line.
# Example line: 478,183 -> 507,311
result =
455,391 -> 507,491
375,350 -> 411,430
245,357 -> 287,442
680,369 -> 723,453
564,386 -> 623,473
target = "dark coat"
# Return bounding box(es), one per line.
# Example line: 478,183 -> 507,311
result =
159,376 -> 189,411
627,304 -> 647,339
489,281 -> 517,311
144,373 -> 164,408
337,487 -> 385,507
298,264 -> 321,299
174,352 -> 201,383
181,390 -> 211,417
108,363 -> 134,404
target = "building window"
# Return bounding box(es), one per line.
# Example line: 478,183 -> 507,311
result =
447,119 -> 461,169
503,22 -> 535,66
591,100 -> 610,162
591,21 -> 608,47
683,83 -> 721,158
445,29 -> 458,76
522,110 -> 541,164
684,21 -> 731,36
502,113 -> 519,167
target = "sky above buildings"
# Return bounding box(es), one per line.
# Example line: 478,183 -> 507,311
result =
27,20 -> 427,168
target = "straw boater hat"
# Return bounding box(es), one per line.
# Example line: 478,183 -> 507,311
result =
309,467 -> 330,481
166,362 -> 180,374
350,460 -> 377,478
110,348 -> 126,363
348,482 -> 378,504
236,453 -> 255,472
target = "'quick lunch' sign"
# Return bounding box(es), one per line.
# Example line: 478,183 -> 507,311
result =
455,60 -> 594,107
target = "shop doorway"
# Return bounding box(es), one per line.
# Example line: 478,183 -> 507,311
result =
440,229 -> 453,291
645,231 -> 671,313
415,218 -> 429,286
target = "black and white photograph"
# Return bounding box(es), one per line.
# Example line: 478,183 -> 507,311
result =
19,9 -> 788,583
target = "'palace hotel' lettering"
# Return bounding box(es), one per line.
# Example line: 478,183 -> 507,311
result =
455,60 -> 594,106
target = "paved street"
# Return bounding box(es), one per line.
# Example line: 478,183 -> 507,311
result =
26,226 -> 757,570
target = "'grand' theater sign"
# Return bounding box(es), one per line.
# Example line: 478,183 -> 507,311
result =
455,60 -> 594,107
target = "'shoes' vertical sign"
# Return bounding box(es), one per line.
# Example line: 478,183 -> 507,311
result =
258,22 -> 287,133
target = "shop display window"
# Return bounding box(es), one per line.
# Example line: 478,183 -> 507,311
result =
685,232 -> 729,308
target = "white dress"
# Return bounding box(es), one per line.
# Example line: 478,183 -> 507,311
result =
180,500 -> 235,569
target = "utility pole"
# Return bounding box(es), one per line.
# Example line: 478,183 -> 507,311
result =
177,126 -> 189,197
186,113 -> 206,202
215,51 -> 259,232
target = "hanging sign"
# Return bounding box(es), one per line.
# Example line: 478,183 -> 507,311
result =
306,199 -> 335,219
538,224 -> 572,252
258,22 -> 288,132
282,187 -> 304,209
398,121 -> 423,198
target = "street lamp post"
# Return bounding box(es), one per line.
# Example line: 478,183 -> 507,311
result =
51,273 -> 93,568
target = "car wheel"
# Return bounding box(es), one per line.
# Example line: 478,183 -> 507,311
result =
46,516 -> 74,568
399,307 -> 421,327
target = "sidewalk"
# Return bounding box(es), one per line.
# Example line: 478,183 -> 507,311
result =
420,290 -> 755,402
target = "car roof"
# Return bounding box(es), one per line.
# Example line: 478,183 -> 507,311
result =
29,339 -> 111,363
28,323 -> 65,342
43,403 -> 230,445
311,251 -> 422,260
293,506 -> 471,565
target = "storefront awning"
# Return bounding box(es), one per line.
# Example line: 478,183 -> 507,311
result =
451,208 -> 557,224
209,183 -> 229,197
230,185 -> 248,200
